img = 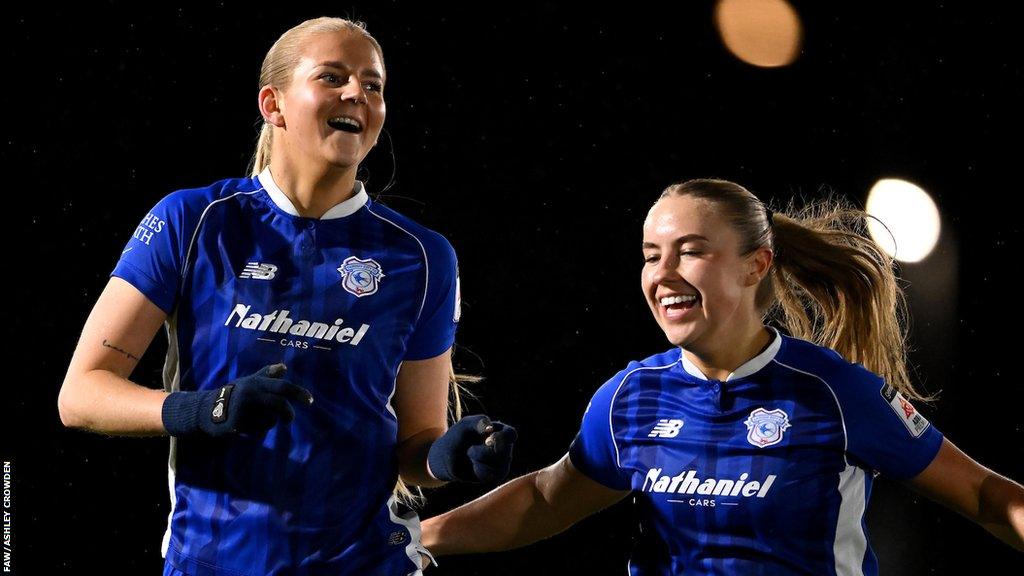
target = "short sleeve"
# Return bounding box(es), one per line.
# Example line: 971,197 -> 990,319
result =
110,192 -> 188,315
568,372 -> 633,491
403,235 -> 459,361
834,365 -> 944,480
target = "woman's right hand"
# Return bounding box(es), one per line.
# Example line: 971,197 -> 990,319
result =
161,363 -> 314,438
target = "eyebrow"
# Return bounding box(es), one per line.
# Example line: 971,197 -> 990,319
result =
642,234 -> 709,249
317,61 -> 384,80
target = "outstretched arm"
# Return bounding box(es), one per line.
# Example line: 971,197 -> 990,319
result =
421,453 -> 630,555
907,438 -> 1024,551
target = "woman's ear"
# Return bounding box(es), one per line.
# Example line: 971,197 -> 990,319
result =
747,247 -> 774,286
258,86 -> 286,128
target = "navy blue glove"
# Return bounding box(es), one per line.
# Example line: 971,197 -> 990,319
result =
427,414 -> 517,483
162,363 -> 313,438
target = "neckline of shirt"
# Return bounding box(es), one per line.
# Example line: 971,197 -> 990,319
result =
256,165 -> 368,220
678,325 -> 783,382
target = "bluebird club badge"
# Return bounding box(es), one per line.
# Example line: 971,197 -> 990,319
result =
338,256 -> 385,297
744,408 -> 792,448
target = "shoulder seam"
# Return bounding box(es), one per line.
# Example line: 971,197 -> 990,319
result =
772,359 -> 850,466
364,205 -> 432,323
181,189 -> 263,283
610,360 -> 679,469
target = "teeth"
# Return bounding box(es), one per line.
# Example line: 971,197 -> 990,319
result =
660,294 -> 699,306
329,116 -> 362,130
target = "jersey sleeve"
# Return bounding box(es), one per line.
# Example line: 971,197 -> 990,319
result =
568,370 -> 633,491
109,191 -> 189,315
403,234 -> 459,361
831,362 -> 944,480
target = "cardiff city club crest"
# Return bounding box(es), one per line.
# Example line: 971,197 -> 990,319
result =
744,407 -> 792,448
337,256 -> 385,298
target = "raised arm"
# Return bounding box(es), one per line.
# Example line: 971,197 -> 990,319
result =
58,276 -> 170,436
907,437 -> 1024,551
421,453 -> 630,556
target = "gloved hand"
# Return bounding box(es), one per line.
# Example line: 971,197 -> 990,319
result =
161,363 -> 313,438
427,414 -> 517,483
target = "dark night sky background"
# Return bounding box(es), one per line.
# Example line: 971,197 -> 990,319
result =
5,1 -> 1023,574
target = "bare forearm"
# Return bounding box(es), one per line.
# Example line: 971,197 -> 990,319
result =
977,473 -> 1024,551
397,428 -> 446,488
58,369 -> 168,436
422,470 -> 571,555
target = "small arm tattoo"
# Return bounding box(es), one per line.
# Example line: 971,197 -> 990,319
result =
103,339 -> 140,361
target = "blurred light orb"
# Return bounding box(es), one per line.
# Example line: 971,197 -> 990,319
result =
866,178 -> 941,263
715,0 -> 803,68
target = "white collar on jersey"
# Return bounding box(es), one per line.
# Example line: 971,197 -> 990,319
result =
257,165 -> 368,219
679,325 -> 782,382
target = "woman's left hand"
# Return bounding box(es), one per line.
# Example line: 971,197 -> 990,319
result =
427,414 -> 518,483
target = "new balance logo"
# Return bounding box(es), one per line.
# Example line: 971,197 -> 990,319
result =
240,262 -> 278,280
648,418 -> 684,438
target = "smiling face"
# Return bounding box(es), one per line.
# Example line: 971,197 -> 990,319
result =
642,194 -> 765,350
268,29 -> 386,171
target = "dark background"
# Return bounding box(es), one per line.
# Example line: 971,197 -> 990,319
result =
5,1 -> 1023,574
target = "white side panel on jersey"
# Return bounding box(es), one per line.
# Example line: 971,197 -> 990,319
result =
161,311 -> 182,559
383,375 -> 398,421
833,464 -> 867,576
385,494 -> 430,576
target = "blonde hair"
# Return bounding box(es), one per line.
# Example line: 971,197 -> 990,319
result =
249,17 -> 472,505
660,179 -> 931,403
248,16 -> 385,177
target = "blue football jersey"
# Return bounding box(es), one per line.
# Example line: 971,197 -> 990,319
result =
111,166 -> 460,575
569,326 -> 943,575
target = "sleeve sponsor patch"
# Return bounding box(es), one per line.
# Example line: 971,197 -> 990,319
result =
880,383 -> 930,437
